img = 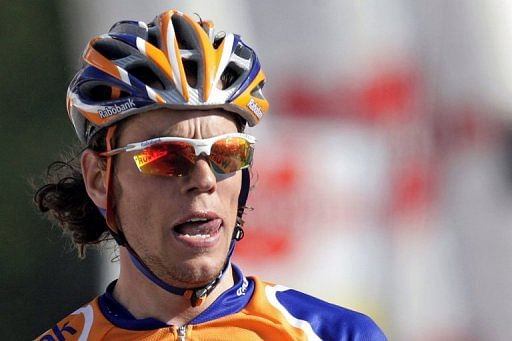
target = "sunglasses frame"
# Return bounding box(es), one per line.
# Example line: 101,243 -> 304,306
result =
100,132 -> 256,175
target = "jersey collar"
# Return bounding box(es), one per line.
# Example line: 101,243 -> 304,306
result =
98,264 -> 254,330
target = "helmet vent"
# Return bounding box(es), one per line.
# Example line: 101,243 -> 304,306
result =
213,33 -> 226,49
126,64 -> 165,90
219,62 -> 243,89
182,59 -> 198,88
109,20 -> 149,40
93,40 -> 132,60
250,80 -> 265,99
171,16 -> 194,50
234,43 -> 252,60
79,83 -> 129,101
147,26 -> 160,47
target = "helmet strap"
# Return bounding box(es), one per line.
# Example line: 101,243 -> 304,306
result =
104,125 -> 127,245
238,168 -> 250,208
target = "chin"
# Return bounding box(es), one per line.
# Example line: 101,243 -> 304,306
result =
158,255 -> 228,288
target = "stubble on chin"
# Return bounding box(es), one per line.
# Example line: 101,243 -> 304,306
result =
143,251 -> 226,288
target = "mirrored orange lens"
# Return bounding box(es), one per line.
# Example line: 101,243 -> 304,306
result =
132,138 -> 253,176
133,142 -> 195,176
210,137 -> 253,174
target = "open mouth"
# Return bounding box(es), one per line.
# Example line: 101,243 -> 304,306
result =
173,217 -> 222,240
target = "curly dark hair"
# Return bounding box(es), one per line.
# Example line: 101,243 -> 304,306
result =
34,130 -> 110,258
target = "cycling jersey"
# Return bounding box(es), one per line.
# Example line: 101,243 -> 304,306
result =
37,265 -> 386,340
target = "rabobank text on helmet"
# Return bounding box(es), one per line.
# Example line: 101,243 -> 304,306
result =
98,99 -> 136,118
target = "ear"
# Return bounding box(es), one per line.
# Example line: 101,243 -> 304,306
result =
81,149 -> 108,209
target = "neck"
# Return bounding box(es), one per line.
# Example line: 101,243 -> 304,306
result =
113,248 -> 234,326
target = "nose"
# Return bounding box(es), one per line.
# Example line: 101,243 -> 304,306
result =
181,157 -> 216,194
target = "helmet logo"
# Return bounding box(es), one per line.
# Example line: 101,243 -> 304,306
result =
247,98 -> 263,119
98,99 -> 136,119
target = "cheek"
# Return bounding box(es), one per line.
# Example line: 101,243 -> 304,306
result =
217,172 -> 242,219
112,157 -> 172,226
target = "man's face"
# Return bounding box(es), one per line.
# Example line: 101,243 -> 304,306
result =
113,109 -> 242,288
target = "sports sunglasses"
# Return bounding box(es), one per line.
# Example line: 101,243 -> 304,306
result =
100,133 -> 256,177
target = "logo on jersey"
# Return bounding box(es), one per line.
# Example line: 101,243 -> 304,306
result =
39,322 -> 76,341
237,277 -> 249,296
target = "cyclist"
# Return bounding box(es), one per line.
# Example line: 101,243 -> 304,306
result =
36,8 -> 386,340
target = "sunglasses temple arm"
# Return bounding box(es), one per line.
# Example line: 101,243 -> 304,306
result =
100,145 -> 131,157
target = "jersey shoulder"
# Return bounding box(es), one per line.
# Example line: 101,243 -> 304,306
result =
250,277 -> 387,341
36,297 -> 112,341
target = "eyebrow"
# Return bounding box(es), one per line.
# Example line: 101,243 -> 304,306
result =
146,132 -> 188,140
145,126 -> 188,139
128,118 -> 187,140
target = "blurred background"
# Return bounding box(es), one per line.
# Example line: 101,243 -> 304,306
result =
2,1 -> 512,340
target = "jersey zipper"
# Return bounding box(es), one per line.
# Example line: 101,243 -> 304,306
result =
177,325 -> 187,341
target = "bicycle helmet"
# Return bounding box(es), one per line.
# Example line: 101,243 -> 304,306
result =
67,9 -> 268,145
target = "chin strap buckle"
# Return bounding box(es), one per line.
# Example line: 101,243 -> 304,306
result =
188,290 -> 207,307
186,270 -> 224,307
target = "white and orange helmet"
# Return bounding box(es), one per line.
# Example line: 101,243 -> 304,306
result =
67,9 -> 269,145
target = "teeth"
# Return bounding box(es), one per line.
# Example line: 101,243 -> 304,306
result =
183,234 -> 211,239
